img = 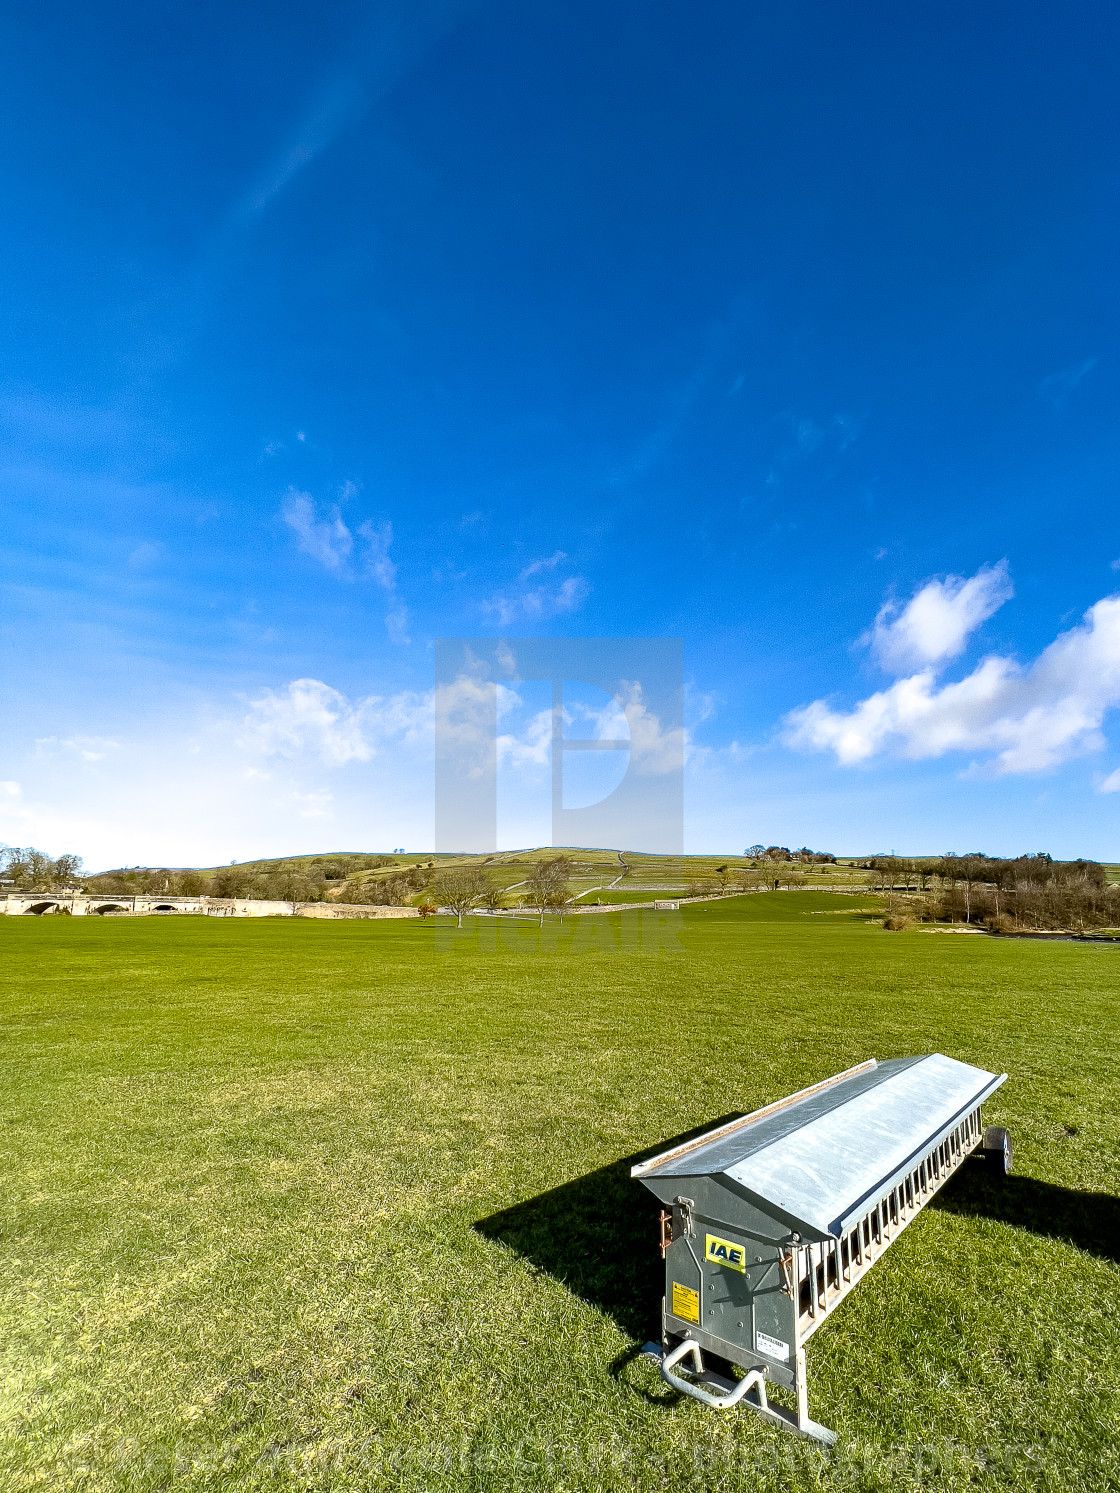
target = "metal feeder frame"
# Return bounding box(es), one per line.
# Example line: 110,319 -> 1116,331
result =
633,1054 -> 1009,1444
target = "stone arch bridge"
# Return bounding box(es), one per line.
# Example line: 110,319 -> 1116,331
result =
0,894 -> 418,919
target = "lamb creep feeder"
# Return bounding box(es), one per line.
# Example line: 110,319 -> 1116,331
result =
633,1054 -> 1010,1444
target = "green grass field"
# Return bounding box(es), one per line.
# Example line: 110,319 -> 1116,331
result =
1,894 -> 1117,1491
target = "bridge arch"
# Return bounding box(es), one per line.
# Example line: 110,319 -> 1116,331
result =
92,903 -> 128,915
24,901 -> 58,915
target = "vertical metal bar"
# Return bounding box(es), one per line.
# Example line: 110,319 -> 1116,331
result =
805,1246 -> 815,1319
818,1241 -> 827,1311
796,1346 -> 810,1430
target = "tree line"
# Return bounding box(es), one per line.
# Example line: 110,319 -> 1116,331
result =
870,854 -> 1118,932
744,846 -> 838,863
0,847 -> 83,890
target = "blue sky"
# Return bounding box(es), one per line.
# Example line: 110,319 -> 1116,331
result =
3,1 -> 1120,867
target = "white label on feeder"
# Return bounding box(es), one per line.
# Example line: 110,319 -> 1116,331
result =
755,1331 -> 789,1362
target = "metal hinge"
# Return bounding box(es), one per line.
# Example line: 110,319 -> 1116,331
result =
673,1196 -> 696,1239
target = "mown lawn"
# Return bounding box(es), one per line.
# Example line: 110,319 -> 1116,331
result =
0,894 -> 1116,1492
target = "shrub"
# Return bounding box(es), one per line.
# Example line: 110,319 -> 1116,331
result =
986,912 -> 1016,934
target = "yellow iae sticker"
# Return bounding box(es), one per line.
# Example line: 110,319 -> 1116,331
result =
704,1233 -> 746,1272
671,1281 -> 700,1325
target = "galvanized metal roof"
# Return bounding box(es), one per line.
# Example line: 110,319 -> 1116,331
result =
632,1054 -> 1006,1239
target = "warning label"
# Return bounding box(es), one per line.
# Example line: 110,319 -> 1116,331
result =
671,1281 -> 700,1325
755,1330 -> 790,1362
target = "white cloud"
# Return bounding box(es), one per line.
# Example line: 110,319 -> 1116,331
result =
615,683 -> 686,776
34,736 -> 121,763
1098,768 -> 1120,794
489,683 -> 685,777
0,678 -> 444,869
497,706 -> 553,770
0,779 -> 107,861
482,574 -> 589,625
868,562 -> 1013,673
786,591 -> 1120,775
236,679 -> 431,766
282,489 -> 352,570
237,680 -> 371,763
293,788 -> 334,819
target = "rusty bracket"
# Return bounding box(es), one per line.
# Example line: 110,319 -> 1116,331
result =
659,1209 -> 673,1258
778,1249 -> 795,1297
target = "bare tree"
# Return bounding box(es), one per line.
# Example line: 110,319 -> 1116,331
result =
433,867 -> 487,927
480,881 -> 508,912
525,856 -> 572,926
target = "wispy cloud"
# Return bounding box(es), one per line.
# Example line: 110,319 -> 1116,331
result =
281,492 -> 410,641
34,736 -> 121,763
359,520 -> 397,589
238,77 -> 366,221
128,541 -> 163,568
786,574 -> 1120,775
359,518 -> 410,642
519,550 -> 566,580
385,606 -> 410,646
482,573 -> 589,626
231,2 -> 475,226
1039,358 -> 1097,410
282,489 -> 353,570
866,562 -> 1013,673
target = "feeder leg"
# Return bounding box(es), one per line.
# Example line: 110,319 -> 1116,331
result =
794,1347 -> 838,1447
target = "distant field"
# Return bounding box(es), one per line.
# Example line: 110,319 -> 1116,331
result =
0,895 -> 1117,1492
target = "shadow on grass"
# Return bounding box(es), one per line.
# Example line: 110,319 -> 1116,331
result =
474,1115 -> 743,1344
477,1127 -> 1120,1365
932,1163 -> 1120,1265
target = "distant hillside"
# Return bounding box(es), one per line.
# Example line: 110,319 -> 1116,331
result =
80,847 -> 865,909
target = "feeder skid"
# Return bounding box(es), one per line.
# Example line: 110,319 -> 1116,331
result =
632,1054 -> 1007,1445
